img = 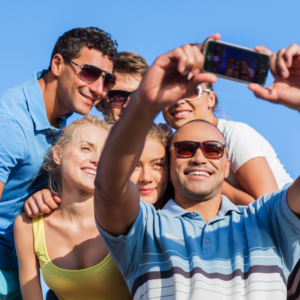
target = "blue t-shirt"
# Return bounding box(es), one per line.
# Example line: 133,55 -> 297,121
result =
0,70 -> 71,268
97,185 -> 300,300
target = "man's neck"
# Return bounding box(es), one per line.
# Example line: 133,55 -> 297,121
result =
174,192 -> 222,223
38,72 -> 69,127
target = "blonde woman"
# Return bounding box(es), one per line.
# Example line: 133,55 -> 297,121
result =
14,116 -> 172,300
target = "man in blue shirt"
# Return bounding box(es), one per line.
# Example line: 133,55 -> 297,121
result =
0,27 -> 117,299
95,36 -> 300,299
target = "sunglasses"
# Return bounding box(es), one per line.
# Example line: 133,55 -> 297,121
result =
63,57 -> 116,92
107,90 -> 134,106
173,140 -> 227,159
184,85 -> 211,101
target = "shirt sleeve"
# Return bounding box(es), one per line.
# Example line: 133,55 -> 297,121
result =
223,122 -> 266,173
96,200 -> 151,279
255,184 -> 300,272
0,114 -> 27,184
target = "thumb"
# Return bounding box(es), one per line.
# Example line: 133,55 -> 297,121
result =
53,196 -> 62,204
248,83 -> 277,102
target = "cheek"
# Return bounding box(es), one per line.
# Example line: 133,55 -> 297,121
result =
129,170 -> 139,185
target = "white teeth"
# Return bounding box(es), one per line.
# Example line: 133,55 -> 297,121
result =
175,111 -> 190,116
82,169 -> 96,175
188,171 -> 210,177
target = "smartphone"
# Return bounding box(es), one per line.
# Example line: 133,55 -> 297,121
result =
202,40 -> 270,86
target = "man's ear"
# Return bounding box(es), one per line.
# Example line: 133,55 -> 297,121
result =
53,145 -> 62,165
50,54 -> 64,77
208,91 -> 216,110
224,157 -> 230,179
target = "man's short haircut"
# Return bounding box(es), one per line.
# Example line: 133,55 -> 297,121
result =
113,51 -> 149,76
49,27 -> 118,70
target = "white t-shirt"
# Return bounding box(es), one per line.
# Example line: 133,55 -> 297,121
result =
217,119 -> 293,189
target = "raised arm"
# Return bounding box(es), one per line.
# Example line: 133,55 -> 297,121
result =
249,43 -> 300,111
14,213 -> 43,300
94,38 -> 218,236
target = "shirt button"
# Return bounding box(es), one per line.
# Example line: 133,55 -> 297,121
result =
200,225 -> 205,229
205,239 -> 210,244
191,213 -> 197,218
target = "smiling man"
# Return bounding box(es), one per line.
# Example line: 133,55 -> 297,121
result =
95,37 -> 300,300
0,27 -> 117,300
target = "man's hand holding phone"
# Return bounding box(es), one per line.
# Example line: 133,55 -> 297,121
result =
249,44 -> 300,111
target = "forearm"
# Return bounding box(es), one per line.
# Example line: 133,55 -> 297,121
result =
20,271 -> 43,300
96,94 -> 157,199
221,180 -> 255,205
95,93 -> 158,233
287,176 -> 300,216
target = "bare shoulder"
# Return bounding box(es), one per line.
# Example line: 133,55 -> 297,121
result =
14,212 -> 33,233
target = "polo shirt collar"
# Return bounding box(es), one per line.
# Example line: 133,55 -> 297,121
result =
24,70 -> 72,131
162,195 -> 241,219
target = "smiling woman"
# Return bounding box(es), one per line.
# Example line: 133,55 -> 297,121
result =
13,116 -> 132,300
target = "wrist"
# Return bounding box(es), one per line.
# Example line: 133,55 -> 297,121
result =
131,90 -> 161,119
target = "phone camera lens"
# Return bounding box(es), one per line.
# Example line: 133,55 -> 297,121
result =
207,53 -> 212,61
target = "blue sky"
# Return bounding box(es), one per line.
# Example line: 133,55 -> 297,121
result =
1,0 -> 299,296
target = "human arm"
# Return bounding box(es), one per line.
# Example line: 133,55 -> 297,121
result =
95,36 -> 218,236
249,44 -> 300,111
24,189 -> 61,218
222,157 -> 278,205
286,177 -> 300,216
0,181 -> 4,200
0,114 -> 27,200
14,213 -> 43,300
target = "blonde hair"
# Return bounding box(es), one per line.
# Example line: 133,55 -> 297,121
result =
147,123 -> 173,147
43,115 -> 112,196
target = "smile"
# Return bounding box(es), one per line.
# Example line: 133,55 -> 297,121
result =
139,188 -> 155,195
82,168 -> 97,177
184,169 -> 213,179
173,110 -> 191,118
80,92 -> 97,106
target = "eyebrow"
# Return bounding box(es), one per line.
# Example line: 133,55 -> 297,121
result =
78,140 -> 95,147
151,157 -> 165,162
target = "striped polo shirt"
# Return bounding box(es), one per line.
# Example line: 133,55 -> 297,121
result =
97,185 -> 300,299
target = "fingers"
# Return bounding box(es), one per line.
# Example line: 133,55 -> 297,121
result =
198,33 -> 221,52
53,196 -> 62,204
248,84 -> 278,102
23,189 -> 59,218
275,48 -> 289,78
186,73 -> 217,96
283,43 -> 300,68
177,45 -> 204,75
254,45 -> 272,55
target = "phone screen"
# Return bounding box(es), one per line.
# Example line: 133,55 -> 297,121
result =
203,40 -> 270,85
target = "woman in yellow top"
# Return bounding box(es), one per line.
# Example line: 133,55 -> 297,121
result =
14,115 -> 172,300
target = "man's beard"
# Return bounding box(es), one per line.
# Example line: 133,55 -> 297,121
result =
182,180 -> 223,202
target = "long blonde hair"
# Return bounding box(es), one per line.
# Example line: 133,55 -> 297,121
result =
43,115 -> 112,196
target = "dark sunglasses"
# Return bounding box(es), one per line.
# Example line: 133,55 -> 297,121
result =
107,90 -> 134,106
172,140 -> 227,159
63,57 -> 116,92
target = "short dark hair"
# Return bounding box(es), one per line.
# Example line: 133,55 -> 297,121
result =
113,51 -> 149,76
49,27 -> 118,70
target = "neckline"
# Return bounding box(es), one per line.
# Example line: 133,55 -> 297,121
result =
39,215 -> 111,273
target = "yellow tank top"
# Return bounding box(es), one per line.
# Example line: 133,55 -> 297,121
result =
32,216 -> 131,300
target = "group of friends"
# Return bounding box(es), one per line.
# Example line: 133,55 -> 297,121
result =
0,27 -> 299,300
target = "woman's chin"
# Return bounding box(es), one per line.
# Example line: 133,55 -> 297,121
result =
140,194 -> 157,205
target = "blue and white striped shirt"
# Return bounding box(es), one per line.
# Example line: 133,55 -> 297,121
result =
97,185 -> 300,299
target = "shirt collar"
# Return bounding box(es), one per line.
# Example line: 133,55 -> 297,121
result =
24,70 -> 72,132
162,195 -> 241,219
